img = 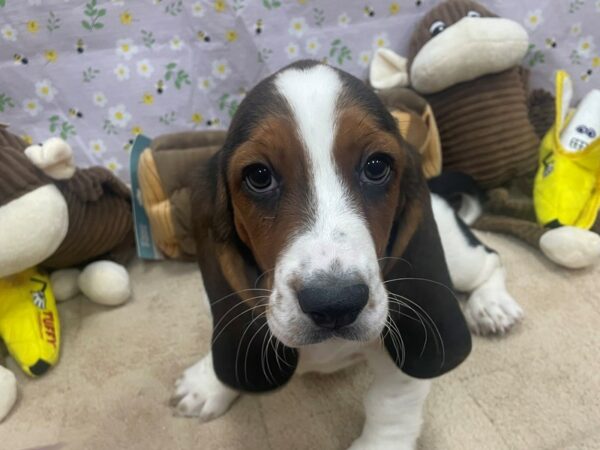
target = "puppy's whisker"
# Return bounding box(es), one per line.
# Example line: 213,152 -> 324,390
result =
377,256 -> 413,269
239,318 -> 270,387
384,276 -> 457,301
388,293 -> 432,357
386,316 -> 406,368
269,335 -> 283,372
273,338 -> 294,368
254,268 -> 276,288
233,310 -> 268,386
263,331 -> 277,385
212,301 -> 268,345
210,288 -> 272,307
389,292 -> 445,364
384,317 -> 404,368
212,295 -> 269,338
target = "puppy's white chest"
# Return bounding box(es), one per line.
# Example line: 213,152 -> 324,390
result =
296,339 -> 371,375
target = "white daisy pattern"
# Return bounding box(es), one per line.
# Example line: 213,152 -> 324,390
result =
372,32 -> 390,49
289,17 -> 307,37
104,157 -> 123,173
570,23 -> 582,36
577,35 -> 595,57
136,59 -> 154,78
524,9 -> 543,30
93,92 -> 108,107
35,79 -> 57,102
338,13 -> 351,27
114,63 -> 130,81
89,139 -> 107,155
358,50 -> 372,68
23,98 -> 43,117
285,43 -> 300,59
305,38 -> 320,55
1,24 -> 17,41
197,76 -> 214,92
169,36 -> 184,51
108,104 -> 132,128
115,38 -> 139,60
212,59 -> 231,80
191,1 -> 205,17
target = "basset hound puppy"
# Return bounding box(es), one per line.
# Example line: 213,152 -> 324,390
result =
171,61 -> 522,449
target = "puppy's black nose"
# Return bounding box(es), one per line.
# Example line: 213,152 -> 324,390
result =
297,282 -> 369,329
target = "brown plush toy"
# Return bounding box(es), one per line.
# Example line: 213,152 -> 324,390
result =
0,125 -> 134,304
370,0 -> 600,269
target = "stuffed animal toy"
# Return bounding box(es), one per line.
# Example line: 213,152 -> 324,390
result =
0,125 -> 134,421
534,70 -> 600,231
369,0 -> 600,269
137,131 -> 226,260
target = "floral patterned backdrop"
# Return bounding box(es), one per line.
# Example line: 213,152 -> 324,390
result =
0,0 -> 598,182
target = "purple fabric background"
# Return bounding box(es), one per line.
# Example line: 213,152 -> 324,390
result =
0,0 -> 598,181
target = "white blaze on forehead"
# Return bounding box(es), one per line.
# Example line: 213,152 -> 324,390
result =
274,65 -> 360,237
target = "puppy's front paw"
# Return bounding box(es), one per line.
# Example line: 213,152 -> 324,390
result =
465,285 -> 523,336
171,354 -> 239,422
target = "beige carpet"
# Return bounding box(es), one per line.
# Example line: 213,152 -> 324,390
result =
3,231 -> 600,450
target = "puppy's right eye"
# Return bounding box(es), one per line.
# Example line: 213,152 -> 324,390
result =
243,164 -> 278,193
429,20 -> 446,37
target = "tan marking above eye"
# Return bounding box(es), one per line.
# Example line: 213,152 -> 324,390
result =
332,106 -> 407,256
226,115 -> 311,273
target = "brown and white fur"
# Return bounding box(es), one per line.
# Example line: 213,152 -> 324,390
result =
171,61 -> 521,449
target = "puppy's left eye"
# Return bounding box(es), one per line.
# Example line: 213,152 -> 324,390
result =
243,164 -> 278,193
361,154 -> 392,184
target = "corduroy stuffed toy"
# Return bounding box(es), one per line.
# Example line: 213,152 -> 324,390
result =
0,125 -> 134,421
0,126 -> 134,301
369,0 -> 600,268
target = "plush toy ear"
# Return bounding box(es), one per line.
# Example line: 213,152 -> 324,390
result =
369,48 -> 410,90
383,191 -> 471,378
192,151 -> 298,393
24,138 -> 76,180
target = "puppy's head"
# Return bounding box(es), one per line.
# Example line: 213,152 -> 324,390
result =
193,61 -> 470,392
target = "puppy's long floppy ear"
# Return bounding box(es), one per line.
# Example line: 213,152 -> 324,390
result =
383,154 -> 471,378
192,150 -> 298,393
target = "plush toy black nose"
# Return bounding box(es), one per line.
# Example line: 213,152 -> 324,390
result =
297,282 -> 369,329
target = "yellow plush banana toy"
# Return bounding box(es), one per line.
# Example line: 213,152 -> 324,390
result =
0,267 -> 60,377
534,70 -> 600,229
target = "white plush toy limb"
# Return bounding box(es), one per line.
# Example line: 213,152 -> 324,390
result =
0,184 -> 69,278
0,365 -> 17,422
24,137 -> 76,180
369,48 -> 410,90
79,261 -> 131,306
51,261 -> 131,306
540,227 -> 600,269
50,268 -> 82,302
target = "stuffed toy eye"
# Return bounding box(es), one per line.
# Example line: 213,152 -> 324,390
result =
428,20 -> 446,37
466,10 -> 481,17
588,128 -> 597,139
576,125 -> 588,134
